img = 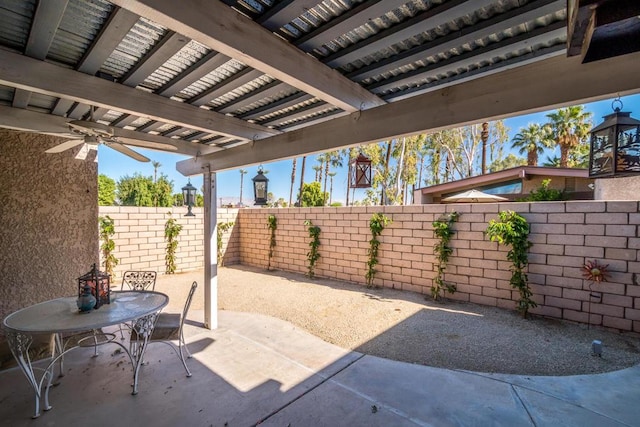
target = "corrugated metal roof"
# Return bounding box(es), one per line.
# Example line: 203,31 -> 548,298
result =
48,0 -> 113,67
173,59 -> 247,102
0,0 -> 34,52
140,40 -> 211,92
101,17 -> 167,80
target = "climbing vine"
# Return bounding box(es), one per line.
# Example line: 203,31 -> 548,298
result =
486,210 -> 535,317
267,214 -> 277,270
164,212 -> 183,274
366,213 -> 391,288
303,220 -> 321,278
431,212 -> 459,301
217,221 -> 234,267
99,215 -> 118,279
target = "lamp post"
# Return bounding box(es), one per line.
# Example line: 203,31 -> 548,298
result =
589,98 -> 640,178
181,179 -> 197,216
252,167 -> 269,206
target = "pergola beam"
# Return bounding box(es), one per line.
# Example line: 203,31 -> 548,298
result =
177,51 -> 640,174
0,50 -> 279,140
110,0 -> 385,112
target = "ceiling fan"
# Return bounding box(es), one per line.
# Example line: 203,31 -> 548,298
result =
45,119 -> 151,162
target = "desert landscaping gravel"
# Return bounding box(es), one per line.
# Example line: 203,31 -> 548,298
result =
161,265 -> 640,376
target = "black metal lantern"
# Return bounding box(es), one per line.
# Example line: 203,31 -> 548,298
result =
77,263 -> 110,310
252,167 -> 269,205
350,153 -> 372,188
181,179 -> 197,216
589,99 -> 640,178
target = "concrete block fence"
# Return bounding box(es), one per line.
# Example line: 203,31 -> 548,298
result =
100,202 -> 640,333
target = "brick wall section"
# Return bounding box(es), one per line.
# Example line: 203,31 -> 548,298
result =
99,202 -> 640,333
98,207 -> 240,278
237,202 -> 640,333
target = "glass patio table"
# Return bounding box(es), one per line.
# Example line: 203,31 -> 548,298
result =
3,291 -> 169,418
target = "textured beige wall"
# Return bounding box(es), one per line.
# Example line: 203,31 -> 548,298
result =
0,130 -> 98,363
595,176 -> 640,200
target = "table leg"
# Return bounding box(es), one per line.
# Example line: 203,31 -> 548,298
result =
6,331 -> 51,418
128,312 -> 159,395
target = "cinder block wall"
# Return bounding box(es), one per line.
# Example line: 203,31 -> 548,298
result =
237,202 -> 640,333
99,207 -> 240,278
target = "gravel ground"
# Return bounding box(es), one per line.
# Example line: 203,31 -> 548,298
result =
158,265 -> 640,376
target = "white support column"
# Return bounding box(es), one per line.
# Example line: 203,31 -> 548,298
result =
203,169 -> 218,329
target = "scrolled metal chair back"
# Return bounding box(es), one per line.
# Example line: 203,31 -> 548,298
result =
122,271 -> 157,292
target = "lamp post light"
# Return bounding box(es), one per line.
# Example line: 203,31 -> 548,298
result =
252,167 -> 269,206
589,98 -> 640,178
181,179 -> 197,216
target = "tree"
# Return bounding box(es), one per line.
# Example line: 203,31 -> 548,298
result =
312,164 -> 323,182
328,172 -> 337,205
297,156 -> 307,206
116,173 -> 173,207
239,169 -> 247,206
299,182 -> 326,207
511,124 -> 553,166
151,161 -> 162,207
288,158 -> 297,207
321,151 -> 342,205
98,174 -> 116,206
546,106 -> 592,167
489,153 -> 527,172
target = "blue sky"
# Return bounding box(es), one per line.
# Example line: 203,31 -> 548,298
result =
98,93 -> 640,205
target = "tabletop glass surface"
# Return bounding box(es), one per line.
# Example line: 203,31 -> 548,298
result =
3,291 -> 169,334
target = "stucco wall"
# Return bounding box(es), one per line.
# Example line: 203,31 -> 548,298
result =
237,202 -> 640,333
0,129 -> 98,363
595,176 -> 640,200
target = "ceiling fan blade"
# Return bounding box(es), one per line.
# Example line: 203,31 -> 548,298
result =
106,142 -> 150,162
45,138 -> 86,153
116,137 -> 179,151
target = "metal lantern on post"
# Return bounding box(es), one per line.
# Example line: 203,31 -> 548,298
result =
350,153 -> 372,188
181,179 -> 197,216
252,167 -> 269,206
77,263 -> 110,310
589,98 -> 640,178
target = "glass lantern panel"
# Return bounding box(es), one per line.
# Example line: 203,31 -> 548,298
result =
616,125 -> 640,173
590,128 -> 614,175
255,182 -> 266,199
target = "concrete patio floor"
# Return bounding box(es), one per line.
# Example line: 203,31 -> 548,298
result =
1,269 -> 639,426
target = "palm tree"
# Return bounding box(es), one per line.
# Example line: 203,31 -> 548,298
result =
322,151 -> 342,205
151,161 -> 162,207
239,169 -> 247,206
546,106 -> 592,168
328,172 -> 337,205
511,124 -> 553,166
288,158 -> 297,207
312,164 -> 323,182
297,156 -> 306,206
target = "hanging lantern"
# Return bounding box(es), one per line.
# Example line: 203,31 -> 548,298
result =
350,153 -> 372,188
252,167 -> 269,205
181,179 -> 197,216
589,98 -> 640,178
77,264 -> 110,310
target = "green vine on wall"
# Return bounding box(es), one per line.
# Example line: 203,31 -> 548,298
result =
431,211 -> 459,301
164,212 -> 183,274
267,214 -> 277,270
366,213 -> 392,288
217,221 -> 234,267
303,220 -> 321,278
486,210 -> 535,317
99,215 -> 118,279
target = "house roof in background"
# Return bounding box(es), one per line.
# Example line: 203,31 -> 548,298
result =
418,166 -> 589,195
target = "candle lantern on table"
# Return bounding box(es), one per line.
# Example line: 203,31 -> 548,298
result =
77,264 -> 111,310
